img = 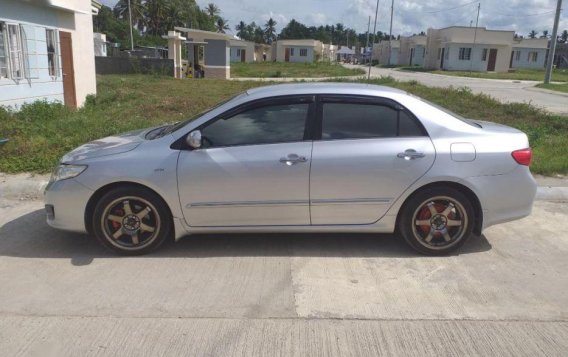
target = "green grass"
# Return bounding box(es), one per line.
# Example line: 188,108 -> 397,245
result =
0,74 -> 566,175
400,67 -> 568,82
231,61 -> 365,78
536,82 -> 568,93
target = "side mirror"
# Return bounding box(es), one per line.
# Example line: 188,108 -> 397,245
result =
186,130 -> 202,149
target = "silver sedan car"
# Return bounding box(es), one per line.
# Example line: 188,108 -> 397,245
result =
45,83 -> 537,255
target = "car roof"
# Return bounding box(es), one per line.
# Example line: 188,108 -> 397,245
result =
245,82 -> 407,100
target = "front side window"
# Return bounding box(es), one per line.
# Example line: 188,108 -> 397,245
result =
321,102 -> 424,140
201,103 -> 309,147
0,23 -> 8,79
300,48 -> 307,56
481,48 -> 488,61
515,50 -> 521,61
528,51 -> 538,62
290,48 -> 295,56
46,29 -> 58,77
458,47 -> 472,60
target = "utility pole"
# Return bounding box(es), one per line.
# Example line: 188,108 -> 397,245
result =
128,0 -> 134,51
388,0 -> 394,65
368,0 -> 380,79
469,2 -> 480,73
544,0 -> 562,83
365,16 -> 371,64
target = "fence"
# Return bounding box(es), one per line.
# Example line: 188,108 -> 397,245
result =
95,56 -> 174,75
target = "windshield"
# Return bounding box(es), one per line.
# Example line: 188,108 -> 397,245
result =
165,92 -> 247,136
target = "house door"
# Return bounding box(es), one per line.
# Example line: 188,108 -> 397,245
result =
59,31 -> 76,109
487,48 -> 498,71
285,48 -> 290,62
440,48 -> 445,69
240,49 -> 246,62
509,51 -> 514,68
410,48 -> 414,65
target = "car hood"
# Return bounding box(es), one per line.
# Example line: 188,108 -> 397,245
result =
61,128 -> 147,163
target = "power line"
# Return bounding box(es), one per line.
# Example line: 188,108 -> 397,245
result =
424,0 -> 479,14
494,10 -> 557,17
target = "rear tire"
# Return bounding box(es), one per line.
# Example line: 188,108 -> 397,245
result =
92,186 -> 172,255
398,187 -> 474,255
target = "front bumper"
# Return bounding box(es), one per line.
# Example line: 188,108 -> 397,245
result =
44,178 -> 94,233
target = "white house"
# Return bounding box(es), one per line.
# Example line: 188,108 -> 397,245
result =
229,39 -> 254,63
511,38 -> 548,69
0,0 -> 98,108
399,35 -> 427,66
272,39 -> 322,63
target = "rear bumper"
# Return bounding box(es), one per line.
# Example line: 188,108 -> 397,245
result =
44,178 -> 93,233
464,166 -> 537,230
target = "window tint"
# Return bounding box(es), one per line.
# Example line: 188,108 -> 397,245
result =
321,102 -> 424,140
201,103 -> 309,147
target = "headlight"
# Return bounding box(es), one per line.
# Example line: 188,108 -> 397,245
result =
50,164 -> 87,182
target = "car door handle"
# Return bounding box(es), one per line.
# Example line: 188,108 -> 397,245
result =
279,154 -> 308,165
397,149 -> 425,160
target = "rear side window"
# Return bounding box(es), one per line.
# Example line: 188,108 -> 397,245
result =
321,103 -> 424,140
201,103 -> 309,147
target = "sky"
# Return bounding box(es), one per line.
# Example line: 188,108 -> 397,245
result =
100,0 -> 567,38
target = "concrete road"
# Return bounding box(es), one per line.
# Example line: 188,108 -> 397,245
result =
0,199 -> 567,356
345,65 -> 568,115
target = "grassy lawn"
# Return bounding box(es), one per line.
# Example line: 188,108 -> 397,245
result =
0,74 -> 566,175
231,61 -> 365,78
400,67 -> 568,82
536,83 -> 568,93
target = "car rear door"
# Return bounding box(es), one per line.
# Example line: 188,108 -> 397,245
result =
309,95 -> 435,225
177,96 -> 315,227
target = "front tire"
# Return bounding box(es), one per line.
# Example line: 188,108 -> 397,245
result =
398,187 -> 475,255
92,186 -> 172,255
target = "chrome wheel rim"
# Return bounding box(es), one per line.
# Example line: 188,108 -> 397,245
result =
101,196 -> 161,250
411,196 -> 468,250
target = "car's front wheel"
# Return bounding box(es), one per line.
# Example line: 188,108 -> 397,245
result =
92,186 -> 172,255
399,187 -> 474,255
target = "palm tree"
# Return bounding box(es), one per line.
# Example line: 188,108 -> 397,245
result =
541,30 -> 549,39
562,30 -> 568,43
206,3 -> 220,18
216,17 -> 229,33
113,0 -> 145,31
264,18 -> 277,44
529,30 -> 538,39
145,0 -> 170,35
235,21 -> 247,39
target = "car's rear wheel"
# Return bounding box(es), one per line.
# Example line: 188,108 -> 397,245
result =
92,186 -> 172,255
399,187 -> 474,255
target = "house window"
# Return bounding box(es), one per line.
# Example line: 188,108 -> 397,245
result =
514,51 -> 520,61
46,29 -> 58,77
7,24 -> 24,79
528,51 -> 538,62
290,48 -> 295,56
0,23 -> 8,79
299,48 -> 307,56
481,48 -> 488,61
458,47 -> 472,60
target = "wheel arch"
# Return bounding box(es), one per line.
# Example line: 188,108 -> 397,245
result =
84,181 -> 174,236
395,181 -> 483,236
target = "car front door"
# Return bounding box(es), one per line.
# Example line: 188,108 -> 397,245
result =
309,96 -> 435,225
177,96 -> 314,227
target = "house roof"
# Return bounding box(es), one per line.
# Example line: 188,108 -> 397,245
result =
174,27 -> 233,41
277,39 -> 320,47
337,47 -> 355,54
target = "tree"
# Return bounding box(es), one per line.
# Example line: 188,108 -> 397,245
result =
206,3 -> 220,18
216,17 -> 229,33
529,30 -> 538,39
113,0 -> 145,31
145,0 -> 170,35
540,30 -> 549,39
562,30 -> 568,43
235,21 -> 247,39
264,18 -> 277,43
279,19 -> 309,39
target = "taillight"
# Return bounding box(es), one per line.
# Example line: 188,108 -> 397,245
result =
511,148 -> 532,166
